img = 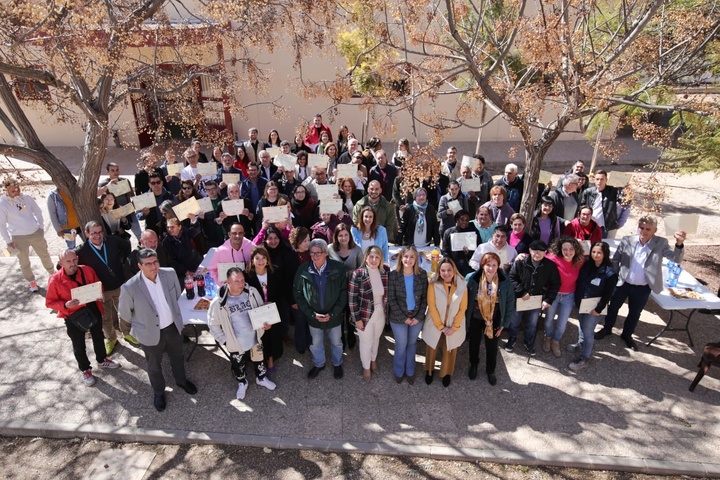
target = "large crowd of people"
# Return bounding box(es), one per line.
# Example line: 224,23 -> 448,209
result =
0,115 -> 688,410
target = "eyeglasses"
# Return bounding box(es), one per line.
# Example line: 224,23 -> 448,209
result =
88,231 -> 103,236
149,181 -> 162,185
141,260 -> 159,267
309,251 -> 325,257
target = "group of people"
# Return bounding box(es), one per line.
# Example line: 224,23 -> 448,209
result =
0,123 -> 689,408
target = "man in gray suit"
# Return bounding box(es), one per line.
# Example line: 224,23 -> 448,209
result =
595,215 -> 686,350
118,248 -> 197,411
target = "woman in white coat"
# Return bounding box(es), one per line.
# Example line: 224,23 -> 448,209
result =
423,257 -> 468,387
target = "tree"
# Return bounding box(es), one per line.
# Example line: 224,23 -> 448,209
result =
316,0 -> 720,221
0,0 -> 333,227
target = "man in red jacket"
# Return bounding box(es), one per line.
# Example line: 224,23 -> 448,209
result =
46,250 -> 120,387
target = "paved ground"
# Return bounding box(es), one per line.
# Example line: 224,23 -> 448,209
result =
1,140 -> 720,476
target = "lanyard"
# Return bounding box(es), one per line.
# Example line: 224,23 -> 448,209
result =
90,242 -> 114,276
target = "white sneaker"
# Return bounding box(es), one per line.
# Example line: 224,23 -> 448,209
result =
98,358 -> 121,369
82,370 -> 96,386
236,381 -> 248,400
569,358 -> 589,371
256,376 -> 276,391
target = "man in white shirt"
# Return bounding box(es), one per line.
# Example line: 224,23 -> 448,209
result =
595,215 -> 686,350
181,148 -> 214,193
0,178 -> 55,291
118,249 -> 197,412
469,225 -> 518,272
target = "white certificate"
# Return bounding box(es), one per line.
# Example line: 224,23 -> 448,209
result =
450,232 -> 477,251
222,173 -> 241,185
247,302 -> 282,330
273,153 -> 296,170
447,200 -> 461,214
131,191 -> 156,211
63,231 -> 77,242
217,262 -> 245,282
579,297 -> 608,315
316,184 -> 338,202
538,170 -> 553,184
336,163 -> 357,179
71,281 -> 103,306
196,163 -> 217,177
263,206 -> 288,223
308,153 -> 329,170
461,155 -> 475,168
607,171 -> 632,187
460,177 -> 481,193
266,147 -> 281,158
107,179 -> 132,196
516,295 -> 542,311
166,163 -> 183,176
664,214 -> 698,235
320,198 -> 343,215
197,197 -> 214,213
173,197 -> 201,219
109,203 -> 135,221
222,199 -> 245,216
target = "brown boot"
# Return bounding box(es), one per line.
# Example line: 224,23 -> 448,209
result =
551,340 -> 561,358
543,336 -> 552,353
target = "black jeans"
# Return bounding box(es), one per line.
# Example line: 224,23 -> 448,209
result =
65,317 -> 106,371
230,350 -> 267,383
602,282 -> 652,337
468,311 -> 500,375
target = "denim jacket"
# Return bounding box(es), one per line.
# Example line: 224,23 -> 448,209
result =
46,189 -> 68,232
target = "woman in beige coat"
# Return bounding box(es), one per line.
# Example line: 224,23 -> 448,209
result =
423,257 -> 468,387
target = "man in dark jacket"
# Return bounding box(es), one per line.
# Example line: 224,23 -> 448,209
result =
139,172 -> 176,236
580,169 -> 622,239
441,210 -> 479,277
76,221 -> 131,355
495,163 -> 524,212
507,240 -> 561,355
293,239 -> 347,380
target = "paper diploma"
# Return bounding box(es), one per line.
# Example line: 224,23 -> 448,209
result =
222,199 -> 245,216
336,163 -> 357,179
447,199 -> 462,214
107,179 -> 131,197
196,163 -> 217,177
197,197 -> 214,213
308,154 -> 329,170
166,163 -> 183,176
217,262 -> 245,282
266,147 -> 281,158
516,295 -> 542,312
538,170 -> 553,184
222,173 -> 241,185
581,240 -> 591,256
663,214 -> 698,235
451,232 -> 477,251
460,177 -> 481,193
579,297 -> 608,315
273,153 -> 296,170
320,198 -> 343,215
607,171 -> 632,188
461,155 -> 475,169
263,206 -> 288,223
131,191 -> 156,211
247,302 -> 282,330
71,281 -> 103,306
316,184 -> 338,202
173,197 -> 201,219
109,203 -> 135,221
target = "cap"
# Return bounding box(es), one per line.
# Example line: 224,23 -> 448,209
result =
529,240 -> 548,251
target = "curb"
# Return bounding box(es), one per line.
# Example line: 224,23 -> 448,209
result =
1,420 -> 718,477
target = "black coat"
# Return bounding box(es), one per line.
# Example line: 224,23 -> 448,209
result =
398,204 -> 440,247
76,234 -> 131,290
509,256 -> 561,305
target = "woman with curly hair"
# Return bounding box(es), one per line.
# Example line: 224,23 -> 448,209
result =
542,236 -> 585,357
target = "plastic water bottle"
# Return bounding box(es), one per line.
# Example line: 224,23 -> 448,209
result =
667,262 -> 679,287
205,272 -> 216,298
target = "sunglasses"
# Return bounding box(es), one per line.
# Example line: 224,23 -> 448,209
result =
149,181 -> 162,185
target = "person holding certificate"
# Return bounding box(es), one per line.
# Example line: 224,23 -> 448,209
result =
569,242 -> 618,371
208,267 -> 276,400
465,252 -> 515,385
507,240 -> 560,355
423,257 -> 468,387
245,247 -> 285,373
46,250 -> 121,387
542,237 -> 584,357
397,188 -> 440,248
351,206 -> 389,262
253,181 -> 283,232
290,185 -> 319,229
348,246 -> 389,382
438,181 -> 468,238
441,210 -> 478,277
387,246 -> 428,384
99,193 -> 130,240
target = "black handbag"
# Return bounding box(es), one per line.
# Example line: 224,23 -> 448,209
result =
66,267 -> 101,332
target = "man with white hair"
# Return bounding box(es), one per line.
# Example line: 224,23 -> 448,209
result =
495,163 -> 524,212
338,138 -> 360,165
549,173 -> 580,226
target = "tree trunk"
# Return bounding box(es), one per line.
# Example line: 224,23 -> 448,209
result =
519,145 -> 550,228
70,121 -> 108,229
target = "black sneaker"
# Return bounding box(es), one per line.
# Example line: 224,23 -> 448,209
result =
333,365 -> 344,379
505,338 -> 516,352
307,365 -> 325,379
468,364 -> 478,380
524,341 -> 537,356
594,329 -> 611,340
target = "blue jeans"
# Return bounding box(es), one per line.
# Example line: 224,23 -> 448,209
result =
308,324 -> 343,368
544,292 -> 575,341
508,308 -> 542,345
390,321 -> 423,377
577,313 -> 602,360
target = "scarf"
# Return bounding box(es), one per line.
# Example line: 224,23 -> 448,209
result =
413,201 -> 428,234
477,272 -> 499,339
